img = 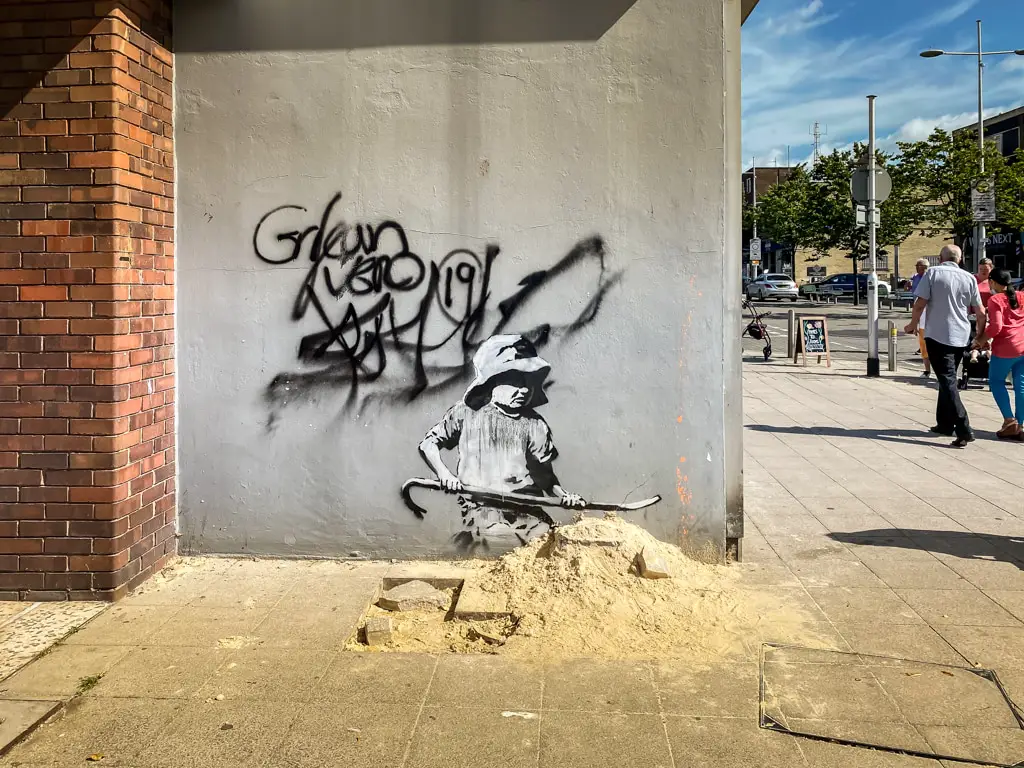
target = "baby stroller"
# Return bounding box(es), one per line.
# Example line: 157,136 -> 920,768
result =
742,298 -> 772,361
958,312 -> 989,390
959,348 -> 990,390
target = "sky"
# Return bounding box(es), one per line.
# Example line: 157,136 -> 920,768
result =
742,0 -> 1024,167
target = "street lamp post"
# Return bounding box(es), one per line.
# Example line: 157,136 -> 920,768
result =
921,20 -> 1024,270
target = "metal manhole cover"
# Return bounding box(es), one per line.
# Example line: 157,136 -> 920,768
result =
760,643 -> 1024,767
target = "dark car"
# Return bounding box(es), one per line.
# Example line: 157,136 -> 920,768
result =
817,273 -> 890,298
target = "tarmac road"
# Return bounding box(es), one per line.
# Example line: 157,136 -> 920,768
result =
741,297 -> 921,364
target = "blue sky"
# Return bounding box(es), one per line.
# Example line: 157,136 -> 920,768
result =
742,0 -> 1024,166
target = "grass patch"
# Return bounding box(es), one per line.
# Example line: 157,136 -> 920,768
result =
76,674 -> 103,694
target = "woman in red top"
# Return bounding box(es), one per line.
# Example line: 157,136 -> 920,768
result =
975,257 -> 994,309
974,269 -> 1024,440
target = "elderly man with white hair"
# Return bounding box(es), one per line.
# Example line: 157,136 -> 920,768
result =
905,244 -> 986,447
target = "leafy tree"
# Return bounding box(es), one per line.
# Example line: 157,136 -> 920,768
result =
753,166 -> 816,253
806,145 -> 929,261
896,128 -> 1019,251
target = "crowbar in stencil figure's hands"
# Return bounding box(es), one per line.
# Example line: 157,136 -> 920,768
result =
401,478 -> 662,520
411,333 -> 662,550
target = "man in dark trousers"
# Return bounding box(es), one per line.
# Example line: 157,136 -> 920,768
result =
905,245 -> 986,448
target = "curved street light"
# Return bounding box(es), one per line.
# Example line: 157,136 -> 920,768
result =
920,22 -> 1024,266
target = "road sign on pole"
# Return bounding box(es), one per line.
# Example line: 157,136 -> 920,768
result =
851,168 -> 892,204
749,237 -> 761,260
971,176 -> 996,222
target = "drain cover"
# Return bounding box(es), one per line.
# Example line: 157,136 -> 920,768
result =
760,643 -> 1024,767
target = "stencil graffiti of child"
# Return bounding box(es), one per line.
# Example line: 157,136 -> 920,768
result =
417,334 -> 586,552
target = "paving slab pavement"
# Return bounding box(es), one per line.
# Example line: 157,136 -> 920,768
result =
2,359 -> 1023,766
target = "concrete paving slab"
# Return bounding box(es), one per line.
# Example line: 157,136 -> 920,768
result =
934,626 -> 1024,670
542,659 -> 658,713
804,587 -> 922,625
88,646 -> 230,699
788,559 -> 889,588
409,707 -> 540,768
0,645 -> 128,700
61,604 -> 182,646
194,648 -> 334,702
870,664 -> 1019,729
142,605 -> 271,648
0,604 -> 31,626
850,560 -> 972,591
936,558 -> 1024,592
271,700 -> 421,768
762,662 -> 907,723
124,558 -> 235,606
916,725 -> 1024,766
541,712 -> 671,768
135,699 -> 299,768
0,602 -> 106,682
5,696 -> 183,765
313,652 -> 436,707
663,716 -> 807,768
0,699 -> 60,756
255,600 -> 366,649
986,591 -> 1024,623
829,624 -> 967,667
653,661 -> 759,718
778,718 -> 933,754
896,588 -> 1023,627
796,724 -> 943,767
425,655 -> 542,711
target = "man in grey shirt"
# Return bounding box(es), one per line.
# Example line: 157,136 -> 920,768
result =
904,245 -> 985,447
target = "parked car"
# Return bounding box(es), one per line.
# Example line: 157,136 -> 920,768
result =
746,273 -> 798,301
816,273 -> 891,299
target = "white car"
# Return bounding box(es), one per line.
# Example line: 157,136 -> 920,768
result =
746,273 -> 798,301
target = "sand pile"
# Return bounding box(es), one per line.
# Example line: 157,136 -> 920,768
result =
355,515 -> 831,661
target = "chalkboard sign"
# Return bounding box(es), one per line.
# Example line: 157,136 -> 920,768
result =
794,316 -> 831,367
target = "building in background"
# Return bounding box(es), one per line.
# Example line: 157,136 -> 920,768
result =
741,164 -> 796,274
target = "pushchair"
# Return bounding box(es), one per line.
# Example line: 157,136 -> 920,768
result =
958,313 -> 989,390
959,349 -> 990,390
742,298 -> 772,361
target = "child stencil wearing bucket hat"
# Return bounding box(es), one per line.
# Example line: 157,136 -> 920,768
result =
418,334 -> 585,551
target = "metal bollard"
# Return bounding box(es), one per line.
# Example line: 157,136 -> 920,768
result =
787,309 -> 795,357
887,320 -> 898,371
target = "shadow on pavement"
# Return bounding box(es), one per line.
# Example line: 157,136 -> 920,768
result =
746,423 -> 938,448
829,529 -> 1024,569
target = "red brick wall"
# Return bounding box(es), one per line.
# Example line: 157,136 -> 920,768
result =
1,0 -> 174,600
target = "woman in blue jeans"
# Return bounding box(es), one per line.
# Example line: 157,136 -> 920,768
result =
974,270 -> 1024,440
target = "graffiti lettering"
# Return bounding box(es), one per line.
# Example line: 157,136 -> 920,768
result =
254,192 -> 621,423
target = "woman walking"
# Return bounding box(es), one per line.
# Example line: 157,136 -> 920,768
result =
974,269 -> 1024,440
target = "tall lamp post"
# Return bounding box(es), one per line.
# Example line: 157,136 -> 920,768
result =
920,20 -> 1024,269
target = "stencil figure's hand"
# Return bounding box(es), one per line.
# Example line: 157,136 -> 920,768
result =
440,475 -> 463,493
560,493 -> 586,508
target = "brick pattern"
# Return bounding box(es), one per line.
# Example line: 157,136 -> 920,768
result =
1,0 -> 174,600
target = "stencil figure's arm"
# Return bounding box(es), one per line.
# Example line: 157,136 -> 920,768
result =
418,437 -> 462,492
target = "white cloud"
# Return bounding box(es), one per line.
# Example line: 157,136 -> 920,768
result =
741,0 -> 1024,163
757,0 -> 840,39
889,106 -> 1015,143
918,0 -> 979,30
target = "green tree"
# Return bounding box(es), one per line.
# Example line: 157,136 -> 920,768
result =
753,166 -> 816,253
996,148 -> 1024,233
807,145 -> 929,261
896,128 -> 1018,250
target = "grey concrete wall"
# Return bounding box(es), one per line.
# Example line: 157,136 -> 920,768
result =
174,0 -> 742,559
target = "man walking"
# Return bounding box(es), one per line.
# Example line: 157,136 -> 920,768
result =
905,245 -> 986,448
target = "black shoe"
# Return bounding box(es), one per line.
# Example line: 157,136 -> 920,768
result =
951,434 -> 975,448
929,426 -> 954,436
